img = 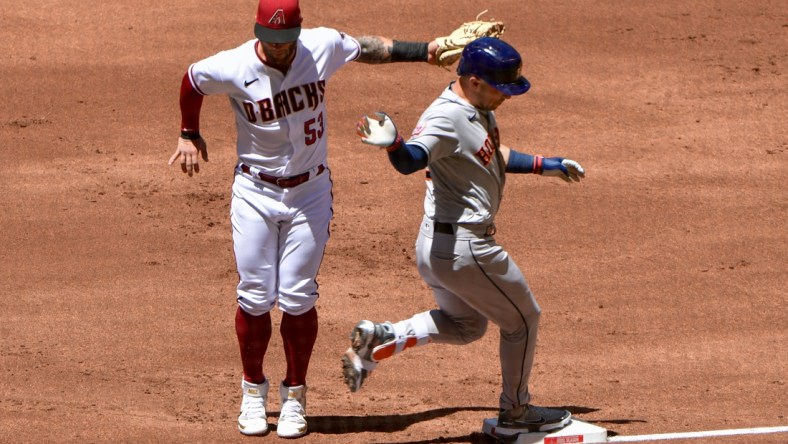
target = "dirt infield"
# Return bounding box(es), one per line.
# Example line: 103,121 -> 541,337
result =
1,0 -> 785,443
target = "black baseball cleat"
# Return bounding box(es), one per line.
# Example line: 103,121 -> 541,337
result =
497,404 -> 571,433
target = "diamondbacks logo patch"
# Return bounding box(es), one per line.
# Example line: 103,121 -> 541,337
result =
268,9 -> 286,25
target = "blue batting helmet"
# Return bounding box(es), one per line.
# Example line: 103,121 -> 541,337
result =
457,37 -> 531,96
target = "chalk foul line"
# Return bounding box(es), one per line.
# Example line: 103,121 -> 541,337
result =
607,425 -> 788,442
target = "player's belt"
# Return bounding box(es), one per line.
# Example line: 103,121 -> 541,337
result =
433,222 -> 455,234
434,221 -> 496,237
240,163 -> 326,188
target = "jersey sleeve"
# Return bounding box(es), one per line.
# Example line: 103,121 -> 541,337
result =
407,113 -> 460,162
187,45 -> 248,96
318,28 -> 361,77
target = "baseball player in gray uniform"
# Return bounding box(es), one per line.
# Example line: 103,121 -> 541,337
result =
343,37 -> 586,433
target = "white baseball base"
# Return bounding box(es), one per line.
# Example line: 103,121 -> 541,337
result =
482,418 -> 608,443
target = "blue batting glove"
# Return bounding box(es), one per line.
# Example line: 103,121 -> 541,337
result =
542,157 -> 585,183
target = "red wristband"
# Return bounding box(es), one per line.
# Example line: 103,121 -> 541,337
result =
533,155 -> 544,174
385,135 -> 404,152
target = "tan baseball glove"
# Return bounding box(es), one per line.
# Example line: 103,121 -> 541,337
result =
435,10 -> 506,67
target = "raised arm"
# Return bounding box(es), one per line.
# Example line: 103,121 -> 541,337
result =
354,15 -> 506,66
356,36 -> 439,65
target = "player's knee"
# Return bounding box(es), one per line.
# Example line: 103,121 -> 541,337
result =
530,306 -> 541,324
279,304 -> 317,317
501,313 -> 539,342
278,295 -> 318,316
238,300 -> 273,316
457,319 -> 488,344
237,295 -> 275,316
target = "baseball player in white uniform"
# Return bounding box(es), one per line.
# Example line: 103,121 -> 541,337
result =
344,37 -> 586,434
166,0 -> 466,438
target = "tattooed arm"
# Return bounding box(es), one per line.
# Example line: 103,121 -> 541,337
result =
356,36 -> 439,65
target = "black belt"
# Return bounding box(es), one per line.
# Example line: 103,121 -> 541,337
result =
434,222 -> 455,234
240,164 -> 325,188
433,221 -> 497,236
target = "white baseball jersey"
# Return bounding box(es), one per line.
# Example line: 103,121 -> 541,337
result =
407,84 -> 505,225
188,28 -> 360,177
187,28 -> 359,317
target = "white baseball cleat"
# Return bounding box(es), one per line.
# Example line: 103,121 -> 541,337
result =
238,379 -> 269,435
341,320 -> 397,392
277,384 -> 307,438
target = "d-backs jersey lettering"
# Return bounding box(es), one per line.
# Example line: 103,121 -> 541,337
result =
187,28 -> 360,177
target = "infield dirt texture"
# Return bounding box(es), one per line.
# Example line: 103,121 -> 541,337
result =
1,1 -> 785,443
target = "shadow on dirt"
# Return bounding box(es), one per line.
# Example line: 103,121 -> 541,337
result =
559,406 -> 648,437
272,406 -> 497,436
267,405 -> 644,442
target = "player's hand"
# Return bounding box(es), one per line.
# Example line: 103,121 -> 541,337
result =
169,136 -> 208,177
356,112 -> 399,148
542,157 -> 585,183
426,40 -> 440,65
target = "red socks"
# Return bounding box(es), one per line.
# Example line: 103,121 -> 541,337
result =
280,307 -> 318,387
235,307 -> 272,384
235,306 -> 318,387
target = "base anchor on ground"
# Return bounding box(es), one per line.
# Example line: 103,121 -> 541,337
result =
482,418 -> 608,443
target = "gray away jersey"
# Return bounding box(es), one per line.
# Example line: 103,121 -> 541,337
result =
407,84 -> 506,225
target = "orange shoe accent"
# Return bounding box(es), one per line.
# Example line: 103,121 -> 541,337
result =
371,337 -> 418,361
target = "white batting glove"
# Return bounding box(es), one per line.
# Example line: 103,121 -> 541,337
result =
542,157 -> 585,183
356,112 -> 400,148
